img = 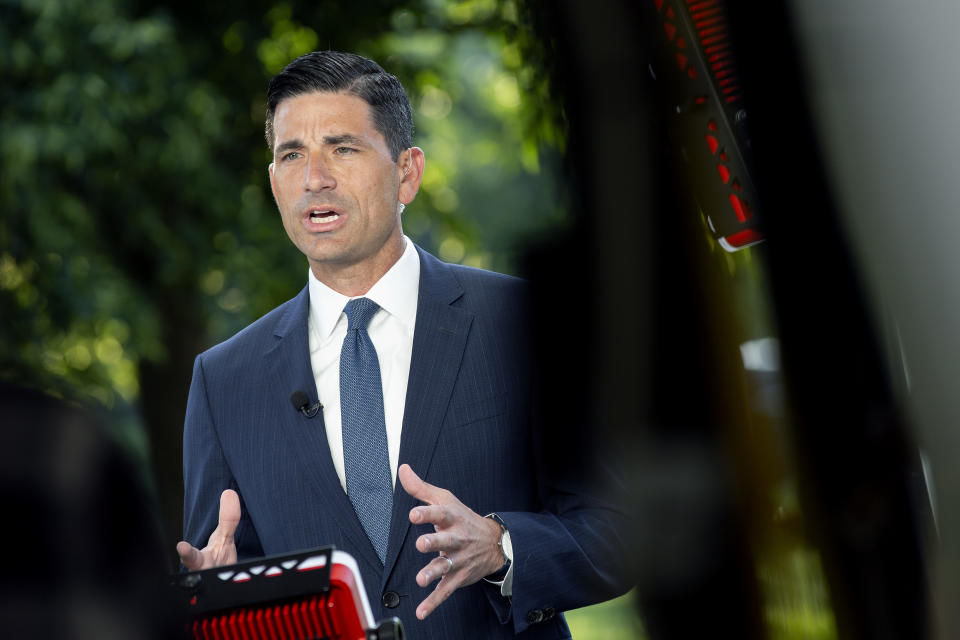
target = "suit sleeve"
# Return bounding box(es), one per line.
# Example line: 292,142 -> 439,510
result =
473,462 -> 630,634
500,488 -> 631,632
477,276 -> 633,633
182,354 -> 263,560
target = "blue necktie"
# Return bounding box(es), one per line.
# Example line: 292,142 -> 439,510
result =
340,298 -> 392,564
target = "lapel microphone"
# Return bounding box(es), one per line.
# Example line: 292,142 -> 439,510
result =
290,390 -> 322,418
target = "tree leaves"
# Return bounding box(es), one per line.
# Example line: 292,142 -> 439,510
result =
1,0 -> 566,470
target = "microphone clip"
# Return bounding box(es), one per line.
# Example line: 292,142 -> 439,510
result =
300,401 -> 322,418
290,390 -> 323,419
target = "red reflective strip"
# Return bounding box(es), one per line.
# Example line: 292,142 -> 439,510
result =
264,606 -> 280,640
729,194 -> 754,222
706,134 -> 719,154
254,610 -> 268,640
664,21 -> 677,41
676,35 -> 687,49
299,597 -> 314,637
717,164 -> 731,183
691,9 -> 722,22
310,597 -> 331,638
700,35 -> 727,47
707,119 -> 718,132
276,605 -> 290,640
248,611 -> 259,640
211,615 -> 224,640
227,614 -> 237,640
237,611 -> 251,640
688,1 -> 719,13
312,595 -> 332,638
704,44 -> 731,56
655,0 -> 664,11
698,25 -> 725,38
723,228 -> 764,248
666,6 -> 676,19
676,53 -> 688,70
282,604 -> 299,640
694,16 -> 723,29
688,67 -> 697,78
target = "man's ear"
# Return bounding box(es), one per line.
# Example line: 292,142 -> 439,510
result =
267,162 -> 278,203
398,147 -> 425,206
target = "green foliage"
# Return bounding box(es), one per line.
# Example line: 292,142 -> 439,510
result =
565,590 -> 647,639
2,0 -> 181,407
0,0 -> 566,462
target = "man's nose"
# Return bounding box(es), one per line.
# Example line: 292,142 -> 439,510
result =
304,157 -> 336,191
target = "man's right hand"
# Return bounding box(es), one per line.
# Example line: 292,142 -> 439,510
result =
176,489 -> 241,570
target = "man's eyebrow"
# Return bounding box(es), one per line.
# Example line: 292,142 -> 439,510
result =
323,134 -> 365,147
274,139 -> 303,155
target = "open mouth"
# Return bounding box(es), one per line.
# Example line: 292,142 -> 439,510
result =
309,209 -> 339,224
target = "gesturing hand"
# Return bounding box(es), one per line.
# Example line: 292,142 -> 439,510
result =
176,489 -> 241,570
398,464 -> 505,620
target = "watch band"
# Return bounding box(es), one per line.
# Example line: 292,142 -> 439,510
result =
484,512 -> 511,568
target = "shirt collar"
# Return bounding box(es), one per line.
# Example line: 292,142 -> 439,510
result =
308,236 -> 420,341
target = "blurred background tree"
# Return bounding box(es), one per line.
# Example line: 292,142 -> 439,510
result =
0,0 -> 658,635
0,0 -> 567,559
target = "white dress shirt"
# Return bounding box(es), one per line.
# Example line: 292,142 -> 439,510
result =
306,239 -> 514,597
307,237 -> 420,492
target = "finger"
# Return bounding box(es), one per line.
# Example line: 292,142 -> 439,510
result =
416,555 -> 456,587
218,489 -> 241,534
416,575 -> 459,620
409,503 -> 453,527
416,531 -> 463,554
176,540 -> 204,570
398,464 -> 445,505
204,490 -> 240,567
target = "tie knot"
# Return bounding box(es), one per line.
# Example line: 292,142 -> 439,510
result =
344,297 -> 380,331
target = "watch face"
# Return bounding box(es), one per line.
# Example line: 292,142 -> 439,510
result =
501,530 -> 513,561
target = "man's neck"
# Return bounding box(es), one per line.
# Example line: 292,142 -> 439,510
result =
310,237 -> 406,297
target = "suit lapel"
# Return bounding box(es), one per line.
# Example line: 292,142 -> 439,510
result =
383,248 -> 473,584
266,286 -> 383,573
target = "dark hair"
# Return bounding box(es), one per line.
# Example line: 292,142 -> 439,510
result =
265,51 -> 414,161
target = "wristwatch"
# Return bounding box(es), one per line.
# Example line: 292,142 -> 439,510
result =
484,513 -> 513,580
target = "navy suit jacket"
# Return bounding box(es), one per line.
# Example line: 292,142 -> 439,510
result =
183,247 -> 629,638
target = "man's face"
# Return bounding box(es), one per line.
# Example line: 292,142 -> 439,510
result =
268,91 -> 421,285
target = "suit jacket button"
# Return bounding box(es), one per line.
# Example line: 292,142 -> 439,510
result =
382,591 -> 400,609
526,609 -> 544,624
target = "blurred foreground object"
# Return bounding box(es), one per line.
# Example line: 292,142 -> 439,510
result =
780,1 -> 960,637
523,0 -> 931,637
170,546 -> 403,640
0,383 -> 174,639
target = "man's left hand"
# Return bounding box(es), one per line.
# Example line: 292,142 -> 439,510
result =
398,463 -> 505,620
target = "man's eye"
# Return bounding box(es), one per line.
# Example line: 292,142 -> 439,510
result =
334,147 -> 357,155
281,151 -> 302,161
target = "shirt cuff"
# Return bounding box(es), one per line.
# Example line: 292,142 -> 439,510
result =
500,560 -> 514,597
484,559 -> 514,597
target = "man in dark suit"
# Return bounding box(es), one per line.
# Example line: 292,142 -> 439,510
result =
177,51 -> 628,638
